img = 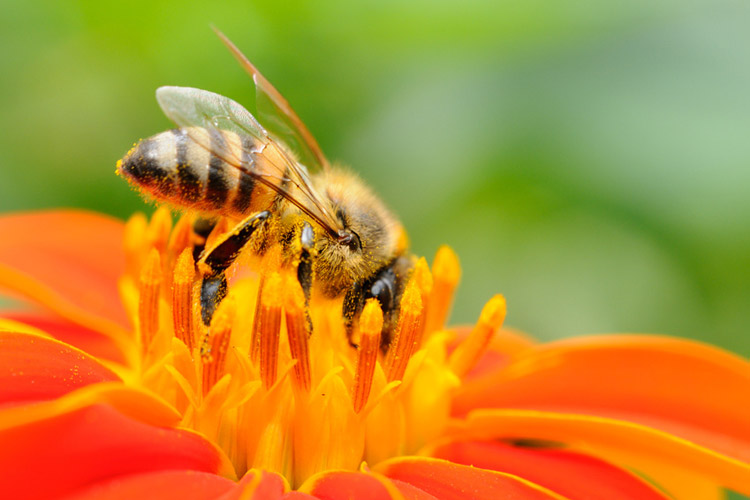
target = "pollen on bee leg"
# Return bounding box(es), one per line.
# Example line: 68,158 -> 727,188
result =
257,272 -> 283,390
283,275 -> 312,392
385,280 -> 423,382
201,295 -> 236,395
352,299 -> 383,414
411,257 -> 433,350
138,248 -> 162,355
172,248 -> 197,351
448,294 -> 506,378
423,245 -> 461,336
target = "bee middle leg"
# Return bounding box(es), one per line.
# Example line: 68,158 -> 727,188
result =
197,210 -> 270,325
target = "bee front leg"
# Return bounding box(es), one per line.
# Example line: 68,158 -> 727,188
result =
198,210 -> 270,325
343,256 -> 412,348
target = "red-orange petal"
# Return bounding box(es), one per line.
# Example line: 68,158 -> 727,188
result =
299,471 -> 398,500
0,404 -> 228,499
455,409 -> 750,495
1,311 -> 126,364
219,470 -> 287,500
429,439 -> 667,500
376,457 -> 568,500
61,470 -> 235,500
452,335 -> 750,462
0,210 -> 130,335
389,479 -> 439,500
0,331 -> 120,406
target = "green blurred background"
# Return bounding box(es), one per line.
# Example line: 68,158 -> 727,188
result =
2,0 -> 749,356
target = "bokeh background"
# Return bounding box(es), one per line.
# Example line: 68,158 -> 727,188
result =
2,0 -> 749,357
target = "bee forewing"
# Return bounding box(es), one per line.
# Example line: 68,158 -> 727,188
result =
157,86 -> 267,144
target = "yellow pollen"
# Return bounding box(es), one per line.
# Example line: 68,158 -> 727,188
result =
201,295 -> 236,395
411,257 -> 433,348
385,280 -> 423,382
424,245 -> 460,335
448,294 -> 507,377
283,274 -> 312,392
172,248 -> 197,352
257,272 -> 283,389
138,248 -> 162,356
352,299 -> 383,414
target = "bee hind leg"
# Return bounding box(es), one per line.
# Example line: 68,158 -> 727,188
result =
198,210 -> 271,325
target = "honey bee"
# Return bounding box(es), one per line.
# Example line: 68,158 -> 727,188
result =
117,31 -> 412,341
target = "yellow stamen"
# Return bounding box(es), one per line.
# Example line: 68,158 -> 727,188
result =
352,299 -> 383,413
124,213 -> 148,278
201,295 -> 236,395
258,272 -> 283,389
167,215 -> 193,264
386,280 -> 423,382
424,245 -> 460,335
283,275 -> 312,392
172,248 -> 196,351
138,248 -> 162,355
146,206 -> 172,257
411,257 -> 433,349
448,294 -> 506,377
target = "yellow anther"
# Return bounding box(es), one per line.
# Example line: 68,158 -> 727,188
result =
283,274 -> 312,392
167,215 -> 194,264
172,248 -> 197,351
386,280 -> 423,382
448,294 -> 506,377
257,272 -> 283,390
146,206 -> 173,257
411,257 -> 433,349
352,299 -> 383,413
202,295 -> 236,395
424,245 -> 460,336
124,212 -> 148,278
138,248 -> 162,355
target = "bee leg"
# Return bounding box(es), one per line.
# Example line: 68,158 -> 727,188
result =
297,221 -> 315,302
343,258 -> 409,348
198,210 -> 271,325
295,221 -> 315,331
191,216 -> 218,262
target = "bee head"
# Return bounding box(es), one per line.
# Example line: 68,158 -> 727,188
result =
312,169 -> 402,297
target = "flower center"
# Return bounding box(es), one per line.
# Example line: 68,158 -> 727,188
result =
120,208 -> 505,487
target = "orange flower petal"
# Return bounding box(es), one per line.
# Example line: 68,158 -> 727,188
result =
2,312 -> 126,363
375,457 -> 569,500
428,439 -> 667,499
0,404 -> 231,499
454,409 -> 750,495
389,479 -> 439,500
219,470 -> 288,500
0,331 -> 119,406
298,471 -> 399,500
0,210 -> 130,337
61,470 -> 235,500
450,326 -> 536,380
452,335 -> 750,462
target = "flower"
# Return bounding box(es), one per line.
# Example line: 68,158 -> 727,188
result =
0,208 -> 748,499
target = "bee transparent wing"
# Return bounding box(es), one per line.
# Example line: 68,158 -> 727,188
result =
156,86 -> 341,235
214,28 -> 331,173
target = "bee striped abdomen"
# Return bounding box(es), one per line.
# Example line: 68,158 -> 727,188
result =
118,127 -> 279,218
